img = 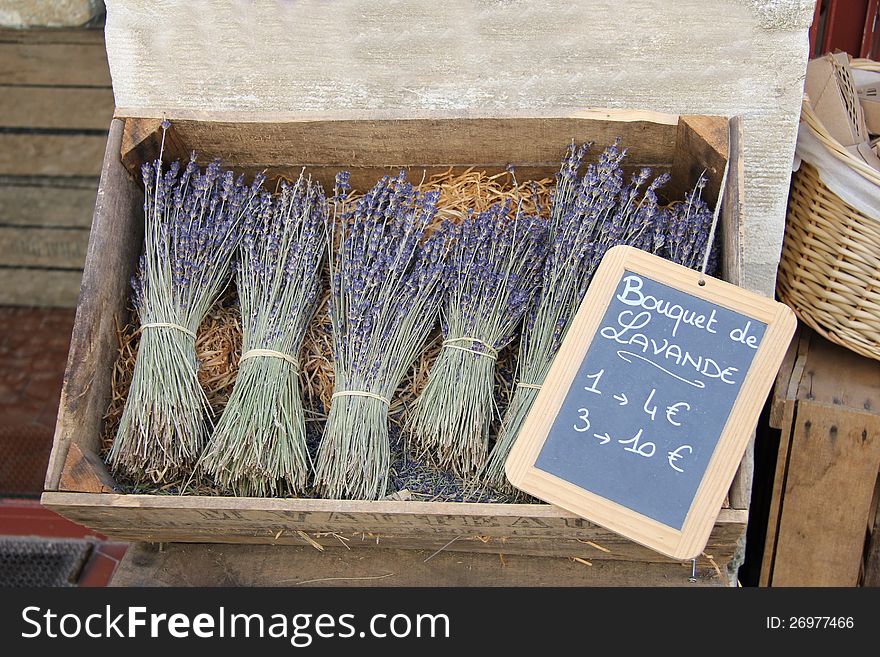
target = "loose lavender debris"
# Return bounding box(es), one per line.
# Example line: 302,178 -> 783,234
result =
410,202 -> 548,476
484,140 -> 684,491
315,171 -> 451,500
108,147 -> 264,484
201,172 -> 327,496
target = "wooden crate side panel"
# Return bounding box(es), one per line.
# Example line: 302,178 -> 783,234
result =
42,491 -> 746,564
770,401 -> 880,586
720,115 -> 744,289
0,268 -> 83,307
668,114 -> 730,209
769,328 -> 804,430
119,114 -> 681,179
722,116 -> 754,511
45,118 -> 143,490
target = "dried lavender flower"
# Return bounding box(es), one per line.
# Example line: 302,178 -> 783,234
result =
200,172 -> 327,496
409,201 -> 548,476
108,137 -> 264,484
484,140 -> 671,491
315,171 -> 450,500
658,174 -> 720,274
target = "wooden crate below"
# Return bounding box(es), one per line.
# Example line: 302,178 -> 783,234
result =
0,26 -> 111,307
761,326 -> 880,586
110,542 -> 729,587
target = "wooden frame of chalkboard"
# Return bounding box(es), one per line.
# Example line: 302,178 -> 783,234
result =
506,245 -> 796,560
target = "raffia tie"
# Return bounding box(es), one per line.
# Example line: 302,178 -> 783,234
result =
442,336 -> 499,359
239,348 -> 299,372
140,322 -> 196,339
516,381 -> 542,390
331,390 -> 391,405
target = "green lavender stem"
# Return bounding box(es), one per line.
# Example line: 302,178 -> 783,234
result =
109,327 -> 208,483
410,345 -> 496,475
315,395 -> 391,500
200,174 -> 326,496
201,355 -> 308,496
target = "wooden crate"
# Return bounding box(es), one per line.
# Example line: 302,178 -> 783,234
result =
0,27 -> 113,307
42,109 -> 748,577
761,327 -> 880,586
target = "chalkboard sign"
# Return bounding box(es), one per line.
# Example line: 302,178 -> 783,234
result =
505,246 -> 796,559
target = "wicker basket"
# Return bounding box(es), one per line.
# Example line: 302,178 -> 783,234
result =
777,83 -> 880,361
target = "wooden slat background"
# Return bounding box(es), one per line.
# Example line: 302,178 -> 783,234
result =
762,328 -> 880,586
0,27 -> 113,307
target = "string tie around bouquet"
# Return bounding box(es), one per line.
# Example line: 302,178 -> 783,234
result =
441,336 -> 499,359
239,348 -> 299,372
331,390 -> 391,405
140,322 -> 197,339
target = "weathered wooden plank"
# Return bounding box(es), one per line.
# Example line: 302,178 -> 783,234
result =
0,134 -> 106,177
58,444 -> 116,494
119,113 -> 680,180
0,87 -> 113,130
0,267 -> 82,307
768,328 -> 803,430
795,329 -> 880,411
759,394 -> 796,587
44,118 -> 144,488
0,182 -> 98,228
864,479 -> 880,587
668,114 -> 729,209
41,490 -> 746,565
0,28 -> 105,45
111,542 -> 729,587
770,401 -> 880,586
761,328 -> 880,586
720,115 -> 744,285
723,115 -> 754,512
0,226 -> 89,267
0,42 -> 110,86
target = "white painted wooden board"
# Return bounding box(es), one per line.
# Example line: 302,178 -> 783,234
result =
103,0 -> 813,295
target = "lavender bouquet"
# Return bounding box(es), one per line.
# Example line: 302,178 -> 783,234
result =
410,202 -> 547,476
108,145 -> 264,484
315,171 -> 449,500
484,140 -> 671,490
200,173 -> 327,496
